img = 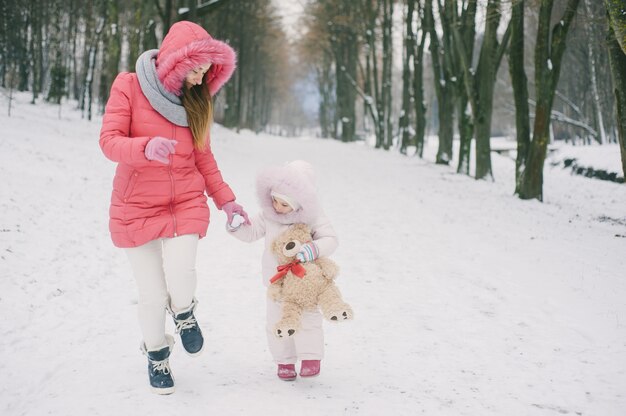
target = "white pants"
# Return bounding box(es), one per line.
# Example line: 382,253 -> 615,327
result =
125,234 -> 199,351
266,297 -> 324,364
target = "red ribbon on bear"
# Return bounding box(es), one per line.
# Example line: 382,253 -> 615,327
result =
270,261 -> 306,284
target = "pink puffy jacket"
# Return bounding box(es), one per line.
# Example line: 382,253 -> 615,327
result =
100,22 -> 237,248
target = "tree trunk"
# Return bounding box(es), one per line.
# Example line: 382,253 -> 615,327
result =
365,0 -> 383,147
399,0 -> 415,154
14,4 -> 30,92
454,0 -> 477,175
456,95 -> 473,174
29,0 -> 41,102
332,0 -> 357,143
0,0 -> 6,86
156,0 -> 174,38
426,0 -> 454,165
474,0 -> 509,180
382,0 -> 393,149
607,16 -> 626,180
83,17 -> 105,121
413,27 -> 427,157
316,50 -> 335,138
584,0 -> 607,144
69,0 -> 80,99
509,0 -> 531,193
99,0 -> 121,109
518,0 -> 581,200
605,0 -> 626,54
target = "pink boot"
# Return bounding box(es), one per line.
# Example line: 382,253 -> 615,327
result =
277,364 -> 297,381
299,360 -> 321,377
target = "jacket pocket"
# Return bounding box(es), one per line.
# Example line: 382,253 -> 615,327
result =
122,170 -> 139,202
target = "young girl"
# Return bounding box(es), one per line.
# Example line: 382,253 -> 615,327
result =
228,160 -> 338,380
99,21 -> 249,394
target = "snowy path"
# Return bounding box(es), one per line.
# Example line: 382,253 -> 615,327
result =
1,95 -> 625,415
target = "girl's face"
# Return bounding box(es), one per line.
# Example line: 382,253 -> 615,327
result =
184,64 -> 212,88
272,196 -> 294,214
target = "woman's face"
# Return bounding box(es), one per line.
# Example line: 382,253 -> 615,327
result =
184,64 -> 212,88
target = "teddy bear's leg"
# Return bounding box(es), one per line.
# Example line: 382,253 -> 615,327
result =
267,283 -> 282,302
274,301 -> 303,338
318,286 -> 353,322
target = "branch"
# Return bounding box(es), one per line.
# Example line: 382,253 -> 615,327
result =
555,90 -> 583,119
550,109 -> 598,137
494,19 -> 512,75
154,0 -> 164,21
528,99 -> 598,137
549,0 -> 581,89
178,0 -> 226,19
341,66 -> 379,125
450,8 -> 477,116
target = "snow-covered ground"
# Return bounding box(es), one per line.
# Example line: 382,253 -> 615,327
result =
1,92 -> 625,415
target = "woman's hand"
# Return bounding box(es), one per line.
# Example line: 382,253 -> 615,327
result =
222,201 -> 251,227
145,137 -> 177,164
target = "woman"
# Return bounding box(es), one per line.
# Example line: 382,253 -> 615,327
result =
99,21 -> 249,394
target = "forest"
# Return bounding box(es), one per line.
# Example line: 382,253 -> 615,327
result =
1,0 -> 625,201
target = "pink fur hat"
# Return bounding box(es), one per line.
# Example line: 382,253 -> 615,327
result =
156,21 -> 236,96
256,160 -> 320,225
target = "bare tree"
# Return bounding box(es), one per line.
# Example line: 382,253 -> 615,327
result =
425,0 -> 455,165
508,0 -> 531,192
412,3 -> 428,157
605,0 -> 626,179
331,0 -> 359,142
517,0 -> 581,201
452,0 -> 476,175
451,0 -> 511,180
605,0 -> 626,54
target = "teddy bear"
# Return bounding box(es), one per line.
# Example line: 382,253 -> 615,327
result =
267,223 -> 353,338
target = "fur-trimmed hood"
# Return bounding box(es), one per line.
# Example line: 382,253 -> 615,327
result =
256,160 -> 319,225
156,21 -> 236,96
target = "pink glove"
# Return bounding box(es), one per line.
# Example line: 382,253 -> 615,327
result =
222,201 -> 251,227
145,137 -> 177,164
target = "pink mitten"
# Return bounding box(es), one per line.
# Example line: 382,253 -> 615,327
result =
222,201 -> 251,226
145,137 -> 177,164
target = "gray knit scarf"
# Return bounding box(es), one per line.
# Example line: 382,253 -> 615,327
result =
136,50 -> 188,127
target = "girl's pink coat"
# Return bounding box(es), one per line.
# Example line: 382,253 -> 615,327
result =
99,23 -> 236,248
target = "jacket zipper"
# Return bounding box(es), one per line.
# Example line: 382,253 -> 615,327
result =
169,125 -> 177,237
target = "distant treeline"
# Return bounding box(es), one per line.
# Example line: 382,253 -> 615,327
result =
1,0 -> 625,201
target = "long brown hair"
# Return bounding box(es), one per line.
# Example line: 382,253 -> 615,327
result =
181,84 -> 213,150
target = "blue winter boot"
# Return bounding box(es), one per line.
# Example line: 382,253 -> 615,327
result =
168,298 -> 204,356
141,335 -> 175,395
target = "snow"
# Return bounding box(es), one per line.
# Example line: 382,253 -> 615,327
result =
549,142 -> 624,175
1,92 -> 626,415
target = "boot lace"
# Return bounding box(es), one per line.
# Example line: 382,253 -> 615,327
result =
174,315 -> 197,333
152,359 -> 171,375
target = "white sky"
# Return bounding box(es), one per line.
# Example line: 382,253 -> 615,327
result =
272,0 -> 308,39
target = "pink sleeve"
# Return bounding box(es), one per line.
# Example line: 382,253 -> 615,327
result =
99,73 -> 152,166
194,144 -> 236,208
